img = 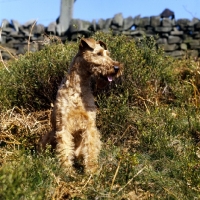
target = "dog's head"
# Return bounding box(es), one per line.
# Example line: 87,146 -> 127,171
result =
78,38 -> 123,88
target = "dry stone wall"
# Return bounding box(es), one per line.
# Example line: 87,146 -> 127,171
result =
1,12 -> 200,59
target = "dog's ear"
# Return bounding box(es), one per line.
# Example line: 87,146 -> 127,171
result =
79,38 -> 96,50
98,41 -> 107,50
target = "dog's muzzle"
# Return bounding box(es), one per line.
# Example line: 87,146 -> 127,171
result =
114,66 -> 119,73
107,66 -> 120,82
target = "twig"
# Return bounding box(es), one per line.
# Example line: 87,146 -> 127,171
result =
137,96 -> 151,114
28,20 -> 37,55
113,125 -> 136,145
114,165 -> 147,196
163,187 -> 179,199
0,50 -> 10,72
184,79 -> 199,108
183,5 -> 195,18
79,174 -> 92,193
110,159 -> 121,192
0,45 -> 16,60
119,125 -> 135,141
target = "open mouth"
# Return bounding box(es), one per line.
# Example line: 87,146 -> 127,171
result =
107,76 -> 113,82
100,75 -> 114,82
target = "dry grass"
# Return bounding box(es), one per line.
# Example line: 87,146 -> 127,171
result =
0,107 -> 51,163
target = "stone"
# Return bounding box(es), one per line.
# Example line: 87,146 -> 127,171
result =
188,40 -> 200,49
160,8 -> 175,19
133,15 -> 141,26
59,36 -> 68,43
0,35 -> 6,44
121,30 -> 131,35
161,18 -> 173,27
158,43 -> 178,51
139,17 -> 150,27
59,0 -> 73,34
146,27 -> 154,35
188,17 -> 199,26
184,36 -> 193,43
2,52 -> 13,60
188,39 -> 200,45
180,43 -> 187,50
173,51 -> 185,57
68,19 -> 82,33
9,31 -> 21,37
56,24 -> 62,36
70,32 -> 83,41
104,18 -> 112,30
23,20 -> 36,28
19,27 -> 30,37
91,19 -> 96,31
68,19 -> 91,36
33,24 -> 45,35
187,26 -> 194,32
161,33 -> 169,38
2,27 -> 14,33
135,27 -> 145,31
150,16 -> 160,27
168,36 -> 182,44
130,30 -> 145,36
195,22 -> 200,30
187,50 -> 199,57
98,19 -> 106,30
112,13 -> 123,27
156,38 -> 167,44
7,38 -> 20,45
110,25 -> 118,30
123,16 -> 134,30
47,22 -> 56,34
193,32 -> 200,39
1,19 -> 10,28
170,30 -> 184,36
155,27 -> 172,32
113,30 -> 122,35
166,50 -> 185,57
16,43 -> 27,54
11,20 -> 20,32
176,19 -> 190,30
81,20 -> 91,31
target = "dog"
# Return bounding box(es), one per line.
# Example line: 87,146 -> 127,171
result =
41,38 -> 123,173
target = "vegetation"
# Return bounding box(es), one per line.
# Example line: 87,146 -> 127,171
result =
0,32 -> 200,199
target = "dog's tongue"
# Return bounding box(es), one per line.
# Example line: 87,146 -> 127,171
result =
107,76 -> 113,82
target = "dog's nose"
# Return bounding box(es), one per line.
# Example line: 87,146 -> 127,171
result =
114,66 -> 119,73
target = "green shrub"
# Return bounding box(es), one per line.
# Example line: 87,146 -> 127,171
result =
0,41 -> 78,110
0,151 -> 58,200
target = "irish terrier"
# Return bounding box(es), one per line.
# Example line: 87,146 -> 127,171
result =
41,38 -> 123,173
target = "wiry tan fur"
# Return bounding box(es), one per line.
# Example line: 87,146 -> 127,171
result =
41,38 -> 123,173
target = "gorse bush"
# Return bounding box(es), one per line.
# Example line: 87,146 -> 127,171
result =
0,40 -> 78,110
0,32 -> 200,199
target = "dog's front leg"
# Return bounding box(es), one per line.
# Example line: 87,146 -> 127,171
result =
56,129 -> 75,171
82,127 -> 102,173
